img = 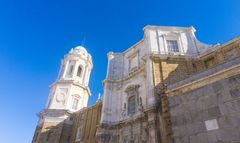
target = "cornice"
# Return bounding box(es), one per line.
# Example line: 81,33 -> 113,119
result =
37,109 -> 73,118
150,35 -> 240,61
102,65 -> 146,84
143,25 -> 196,32
150,52 -> 194,61
49,79 -> 91,96
197,36 -> 240,58
166,57 -> 240,96
107,36 -> 146,57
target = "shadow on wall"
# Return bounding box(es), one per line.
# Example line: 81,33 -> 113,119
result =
153,41 -> 240,143
32,117 -> 73,143
32,101 -> 102,143
153,58 -> 194,143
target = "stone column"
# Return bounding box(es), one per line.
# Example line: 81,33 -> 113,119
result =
148,112 -> 157,143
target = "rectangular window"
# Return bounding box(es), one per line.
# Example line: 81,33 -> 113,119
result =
128,96 -> 136,115
72,98 -> 79,110
167,40 -> 179,53
68,65 -> 74,75
77,66 -> 82,77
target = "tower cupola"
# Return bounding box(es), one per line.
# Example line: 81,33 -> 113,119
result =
46,45 -> 93,112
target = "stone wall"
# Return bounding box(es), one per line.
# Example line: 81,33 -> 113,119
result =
32,27 -> 240,143
168,74 -> 240,143
153,59 -> 191,86
152,37 -> 240,143
70,100 -> 102,143
194,39 -> 240,72
32,121 -> 65,143
152,38 -> 240,88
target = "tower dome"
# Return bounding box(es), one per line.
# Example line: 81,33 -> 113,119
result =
70,45 -> 88,55
45,45 -> 93,113
74,45 -> 87,52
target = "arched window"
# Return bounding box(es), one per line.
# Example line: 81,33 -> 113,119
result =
167,40 -> 179,52
68,65 -> 74,76
77,66 -> 82,77
125,85 -> 140,115
71,97 -> 79,110
128,95 -> 136,115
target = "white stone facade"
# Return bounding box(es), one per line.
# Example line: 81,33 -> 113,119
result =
146,26 -> 211,56
33,25 -> 240,143
101,25 -> 211,124
97,25 -> 213,143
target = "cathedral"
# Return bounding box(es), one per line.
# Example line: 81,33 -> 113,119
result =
32,25 -> 240,143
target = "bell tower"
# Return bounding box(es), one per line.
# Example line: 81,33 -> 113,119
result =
32,46 -> 93,143
46,46 -> 93,111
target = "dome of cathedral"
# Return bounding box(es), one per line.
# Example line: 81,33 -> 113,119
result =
66,45 -> 92,65
74,46 -> 87,53
70,45 -> 88,55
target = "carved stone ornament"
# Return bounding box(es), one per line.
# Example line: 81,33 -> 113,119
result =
125,84 -> 140,93
56,93 -> 65,102
121,103 -> 127,118
148,120 -> 155,129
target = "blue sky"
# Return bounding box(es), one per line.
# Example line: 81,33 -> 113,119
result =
0,0 -> 239,142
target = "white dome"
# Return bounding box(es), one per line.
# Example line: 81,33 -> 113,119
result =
74,46 -> 87,53
69,45 -> 88,55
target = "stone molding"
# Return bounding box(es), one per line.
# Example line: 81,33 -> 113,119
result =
102,64 -> 146,84
167,57 -> 240,96
49,79 -> 91,96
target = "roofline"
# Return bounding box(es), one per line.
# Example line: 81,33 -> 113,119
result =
107,25 -> 197,56
143,25 -> 196,32
107,34 -> 146,56
198,35 -> 240,58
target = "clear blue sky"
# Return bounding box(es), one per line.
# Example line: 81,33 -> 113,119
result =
0,0 -> 239,142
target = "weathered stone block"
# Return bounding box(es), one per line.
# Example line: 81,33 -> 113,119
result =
196,132 -> 208,143
208,93 -> 219,107
189,134 -> 197,143
192,122 -> 206,134
230,88 -> 240,98
173,136 -> 189,143
207,106 -> 221,119
215,90 -> 232,103
212,82 -> 224,94
218,116 -> 232,129
219,103 -> 229,115
219,128 -> 240,142
207,130 -> 222,143
228,74 -> 240,86
172,126 -> 181,137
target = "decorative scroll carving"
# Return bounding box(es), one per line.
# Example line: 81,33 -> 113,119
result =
125,84 -> 140,93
